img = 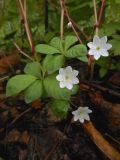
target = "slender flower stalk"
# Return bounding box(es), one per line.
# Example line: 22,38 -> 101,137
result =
17,0 -> 35,56
62,1 -> 83,44
60,0 -> 64,39
88,0 -> 105,80
98,0 -> 105,28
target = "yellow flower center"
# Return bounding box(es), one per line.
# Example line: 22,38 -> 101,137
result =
65,75 -> 69,80
96,46 -> 100,50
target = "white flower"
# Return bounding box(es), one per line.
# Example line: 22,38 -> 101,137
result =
56,66 -> 79,90
67,21 -> 72,28
87,36 -> 112,60
72,107 -> 92,123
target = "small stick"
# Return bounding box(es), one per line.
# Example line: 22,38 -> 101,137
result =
83,121 -> 120,160
9,107 -> 32,126
14,42 -> 34,61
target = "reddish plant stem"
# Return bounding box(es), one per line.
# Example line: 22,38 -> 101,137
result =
64,13 -> 90,41
17,0 -> 35,56
48,0 -> 89,41
60,0 -> 65,39
98,0 -> 105,27
64,9 -> 83,44
61,0 -> 83,44
94,0 -> 105,34
69,18 -> 90,40
89,0 -> 105,80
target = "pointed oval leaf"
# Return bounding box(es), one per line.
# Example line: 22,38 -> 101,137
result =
77,56 -> 88,62
50,99 -> 70,118
6,75 -> 37,97
65,44 -> 87,58
35,44 -> 60,54
65,35 -> 78,50
43,74 -> 78,100
43,55 -> 65,74
50,37 -> 63,51
24,62 -> 42,77
25,80 -> 43,103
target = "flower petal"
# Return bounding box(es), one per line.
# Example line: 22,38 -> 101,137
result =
74,115 -> 79,121
93,36 -> 100,45
56,75 -> 64,81
100,49 -> 109,56
103,43 -> 112,50
73,70 -> 79,76
65,66 -> 73,74
100,36 -> 107,43
87,109 -> 92,114
88,49 -> 94,55
73,77 -> 79,84
66,83 -> 73,90
60,81 -> 66,88
84,114 -> 90,121
93,52 -> 101,60
79,118 -> 84,123
72,110 -> 77,115
59,68 -> 64,74
87,42 -> 95,49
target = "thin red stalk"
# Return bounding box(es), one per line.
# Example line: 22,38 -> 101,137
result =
98,0 -> 105,26
17,0 -> 35,56
70,18 -> 90,40
94,0 -> 105,32
48,0 -> 89,41
64,12 -> 89,41
89,0 -> 105,80
64,9 -> 83,44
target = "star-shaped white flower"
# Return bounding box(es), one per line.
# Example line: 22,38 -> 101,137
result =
87,36 -> 112,60
56,66 -> 79,90
72,107 -> 92,123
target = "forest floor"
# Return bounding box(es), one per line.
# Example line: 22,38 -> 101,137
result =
0,53 -> 120,160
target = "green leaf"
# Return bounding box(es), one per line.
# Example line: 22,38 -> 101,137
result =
64,44 -> 87,58
50,37 -> 63,51
25,80 -> 43,103
99,22 -> 120,36
35,44 -> 61,54
24,62 -> 42,77
109,39 -> 120,55
43,74 -> 78,100
65,35 -> 78,50
99,68 -> 108,78
50,99 -> 70,118
77,56 -> 88,62
6,75 -> 37,97
43,55 -> 65,74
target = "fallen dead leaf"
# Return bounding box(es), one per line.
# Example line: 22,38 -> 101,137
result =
19,131 -> 30,145
0,53 -> 20,73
